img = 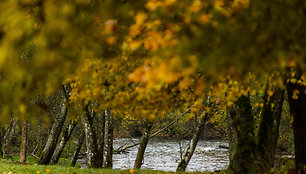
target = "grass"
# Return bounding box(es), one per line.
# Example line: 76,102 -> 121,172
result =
0,161 -> 203,174
0,156 -> 223,174
2,155 -> 81,168
0,162 -> 124,174
0,161 -> 224,174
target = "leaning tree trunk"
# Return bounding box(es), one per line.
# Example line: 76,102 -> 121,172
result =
176,111 -> 210,171
71,131 -> 85,167
31,120 -> 43,157
3,117 -> 17,157
20,120 -> 28,163
286,68 -> 306,173
38,87 -> 68,165
257,88 -> 284,171
134,122 -> 153,169
228,95 -> 258,174
103,110 -> 113,168
50,122 -> 77,164
83,104 -> 101,168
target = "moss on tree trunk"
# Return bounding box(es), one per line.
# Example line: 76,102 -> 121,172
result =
287,68 -> 306,173
228,95 -> 258,174
257,88 -> 284,171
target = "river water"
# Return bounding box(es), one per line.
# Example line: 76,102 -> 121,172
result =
112,138 -> 229,172
77,138 -> 229,172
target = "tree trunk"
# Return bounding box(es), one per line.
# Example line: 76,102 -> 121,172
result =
227,108 -> 237,163
31,121 -> 43,157
134,122 -> 153,169
257,88 -> 284,171
20,120 -> 28,163
50,122 -> 77,164
38,87 -> 68,165
287,68 -> 306,173
177,112 -> 208,171
98,111 -> 105,167
71,131 -> 85,167
103,110 -> 113,168
3,117 -> 17,157
228,95 -> 258,174
83,104 -> 101,168
0,127 -> 4,158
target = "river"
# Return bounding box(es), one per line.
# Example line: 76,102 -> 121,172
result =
111,138 -> 229,172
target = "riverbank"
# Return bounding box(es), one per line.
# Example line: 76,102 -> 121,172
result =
0,161 -> 226,174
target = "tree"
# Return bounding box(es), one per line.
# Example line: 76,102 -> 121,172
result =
50,121 -> 77,164
0,126 -> 4,158
286,67 -> 306,172
2,117 -> 17,158
134,122 -> 153,169
38,86 -> 69,165
19,119 -> 28,163
227,95 -> 258,173
257,87 -> 284,170
103,110 -> 113,168
70,130 -> 85,167
177,96 -> 217,171
83,103 -> 101,168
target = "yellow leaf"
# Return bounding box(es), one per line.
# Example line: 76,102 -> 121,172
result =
135,12 -> 147,24
129,169 -> 135,174
205,107 -> 211,112
198,13 -> 210,24
106,36 -> 116,45
292,89 -> 299,100
19,104 -> 26,115
290,78 -> 297,83
267,90 -> 274,97
227,101 -> 233,107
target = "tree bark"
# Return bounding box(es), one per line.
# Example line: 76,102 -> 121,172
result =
71,131 -> 85,167
0,127 -> 3,158
103,110 -> 113,168
3,117 -> 17,157
97,111 -> 105,167
38,87 -> 68,165
20,120 -> 28,163
176,112 -> 209,171
227,107 -> 237,163
134,122 -> 153,169
50,122 -> 77,164
257,88 -> 284,171
31,121 -> 43,157
228,95 -> 258,174
83,104 -> 101,168
286,68 -> 306,173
